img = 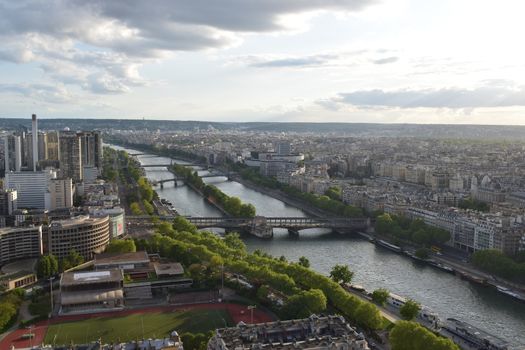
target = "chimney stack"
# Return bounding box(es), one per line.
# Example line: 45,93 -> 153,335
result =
32,114 -> 38,171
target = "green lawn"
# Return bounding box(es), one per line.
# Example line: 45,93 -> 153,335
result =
44,309 -> 232,345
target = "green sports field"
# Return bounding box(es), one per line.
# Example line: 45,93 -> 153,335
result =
44,309 -> 233,345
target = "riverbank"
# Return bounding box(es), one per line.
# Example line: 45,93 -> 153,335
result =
111,144 -> 525,348
229,174 -> 333,218
231,171 -> 525,304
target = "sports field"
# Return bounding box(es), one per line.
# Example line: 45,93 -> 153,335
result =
44,308 -> 232,345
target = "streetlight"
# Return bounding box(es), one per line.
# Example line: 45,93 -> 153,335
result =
220,264 -> 224,301
49,276 -> 55,318
247,305 -> 256,324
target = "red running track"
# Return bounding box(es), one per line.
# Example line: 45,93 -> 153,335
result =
0,303 -> 274,349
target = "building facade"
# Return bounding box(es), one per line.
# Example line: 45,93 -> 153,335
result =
5,170 -> 56,209
59,132 -> 83,183
46,215 -> 110,260
0,225 -> 43,265
48,178 -> 74,210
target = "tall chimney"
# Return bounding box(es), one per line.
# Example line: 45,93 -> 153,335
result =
32,114 -> 38,171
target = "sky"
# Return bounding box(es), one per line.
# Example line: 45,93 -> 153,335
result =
0,0 -> 525,124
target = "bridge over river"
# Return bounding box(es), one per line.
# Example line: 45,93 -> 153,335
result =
127,215 -> 369,238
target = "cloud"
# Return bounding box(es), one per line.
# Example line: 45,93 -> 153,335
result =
0,0 -> 377,96
330,85 -> 525,108
0,83 -> 74,103
249,54 -> 339,68
231,49 -> 398,69
372,56 -> 398,64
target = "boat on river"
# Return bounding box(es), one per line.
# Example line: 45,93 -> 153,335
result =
376,239 -> 402,253
444,318 -> 509,350
496,285 -> 525,303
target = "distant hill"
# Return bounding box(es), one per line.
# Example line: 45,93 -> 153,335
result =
0,118 -> 523,140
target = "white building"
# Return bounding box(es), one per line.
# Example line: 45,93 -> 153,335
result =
90,207 -> 125,238
5,170 -> 56,209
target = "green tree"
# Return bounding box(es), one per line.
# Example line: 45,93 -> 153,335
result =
37,255 -> 51,278
329,264 -> 354,284
224,233 -> 246,252
354,302 -> 383,330
143,199 -> 154,215
105,239 -> 137,253
298,256 -> 310,268
173,216 -> 198,233
282,289 -> 327,319
415,247 -> 430,260
156,221 -> 176,236
371,288 -> 390,306
400,299 -> 421,321
130,202 -> 143,215
376,213 -> 394,234
390,321 -> 459,350
239,203 -> 256,217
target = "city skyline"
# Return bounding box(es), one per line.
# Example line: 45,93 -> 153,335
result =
1,0 -> 525,124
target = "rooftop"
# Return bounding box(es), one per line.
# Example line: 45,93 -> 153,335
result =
61,269 -> 123,286
154,262 -> 184,276
211,315 -> 369,350
94,251 -> 150,266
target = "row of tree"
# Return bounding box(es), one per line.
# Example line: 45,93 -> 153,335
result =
234,166 -> 363,218
390,321 -> 459,350
172,164 -> 256,217
36,251 -> 85,278
375,213 -> 451,246
131,217 -> 383,329
0,289 -> 25,332
128,217 -> 461,349
471,249 -> 525,284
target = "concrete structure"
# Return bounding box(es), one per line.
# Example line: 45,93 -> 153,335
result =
60,269 -> 124,313
59,132 -> 83,182
45,130 -> 60,160
0,270 -> 37,291
46,215 -> 110,260
3,134 -> 22,172
32,114 -> 38,171
90,207 -> 125,238
0,188 -> 17,215
83,165 -> 99,183
276,142 -> 292,155
48,178 -> 73,210
94,251 -> 150,272
79,131 -> 103,169
5,170 -> 56,209
208,314 -> 369,350
0,225 -> 43,265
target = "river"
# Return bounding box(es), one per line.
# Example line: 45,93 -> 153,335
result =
112,145 -> 525,349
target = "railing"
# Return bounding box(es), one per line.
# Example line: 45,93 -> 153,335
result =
127,216 -> 368,229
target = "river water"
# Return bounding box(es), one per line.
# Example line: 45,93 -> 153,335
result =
112,145 -> 525,349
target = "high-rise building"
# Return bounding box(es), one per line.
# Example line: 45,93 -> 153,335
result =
46,131 -> 60,161
32,114 -> 38,171
79,131 -> 103,168
3,134 -> 22,172
0,189 -> 18,216
48,178 -> 73,210
38,132 -> 48,161
5,170 -> 56,209
59,132 -> 83,182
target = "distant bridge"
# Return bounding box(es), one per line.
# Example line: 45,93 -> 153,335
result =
152,172 -> 227,187
127,215 -> 369,236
